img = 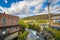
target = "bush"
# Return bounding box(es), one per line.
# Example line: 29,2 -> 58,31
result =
46,28 -> 60,40
19,20 -> 29,32
28,22 -> 40,32
18,31 -> 28,40
28,23 -> 35,29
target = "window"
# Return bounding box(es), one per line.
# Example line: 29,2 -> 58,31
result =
11,18 -> 13,24
2,28 -> 6,35
16,20 -> 18,24
2,18 -> 6,23
10,27 -> 14,30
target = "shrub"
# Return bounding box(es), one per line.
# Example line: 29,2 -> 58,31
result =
46,28 -> 60,40
28,22 -> 40,32
19,20 -> 29,32
18,31 -> 28,40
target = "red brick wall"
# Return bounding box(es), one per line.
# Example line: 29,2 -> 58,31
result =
0,13 -> 19,27
0,13 -> 20,35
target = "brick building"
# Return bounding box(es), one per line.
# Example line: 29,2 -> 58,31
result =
50,16 -> 60,30
0,12 -> 20,36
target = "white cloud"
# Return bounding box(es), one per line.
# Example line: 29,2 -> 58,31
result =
51,0 -> 59,4
7,1 -> 26,14
4,0 -> 8,3
0,6 -> 7,13
48,0 -> 59,5
0,0 -> 60,18
27,0 -> 45,6
49,5 -> 60,14
19,0 -> 46,18
0,0 -> 45,18
0,1 -> 27,15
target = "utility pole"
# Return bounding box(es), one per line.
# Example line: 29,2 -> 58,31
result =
47,1 -> 51,27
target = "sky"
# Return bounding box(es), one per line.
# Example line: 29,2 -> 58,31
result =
0,0 -> 60,18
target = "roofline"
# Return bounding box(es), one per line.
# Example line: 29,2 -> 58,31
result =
0,12 -> 19,18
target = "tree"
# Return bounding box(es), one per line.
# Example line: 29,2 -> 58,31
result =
19,20 -> 29,32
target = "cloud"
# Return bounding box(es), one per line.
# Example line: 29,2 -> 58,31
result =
51,0 -> 59,4
7,1 -> 26,14
4,0 -> 8,3
0,6 -> 7,13
0,0 -> 60,18
49,5 -> 60,14
19,0 -> 46,18
0,1 -> 27,15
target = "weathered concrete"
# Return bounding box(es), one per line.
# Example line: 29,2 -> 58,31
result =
5,32 -> 18,40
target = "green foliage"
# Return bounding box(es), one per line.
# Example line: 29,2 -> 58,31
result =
46,28 -> 60,40
19,20 -> 29,32
18,31 -> 28,40
28,22 -> 35,29
19,20 -> 41,40
34,22 -> 40,32
19,20 -> 24,24
36,20 -> 48,23
28,22 -> 40,32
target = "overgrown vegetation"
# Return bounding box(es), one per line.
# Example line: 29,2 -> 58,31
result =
46,28 -> 60,40
18,20 -> 29,40
28,22 -> 40,32
18,20 -> 60,40
19,20 -> 29,32
18,20 -> 41,40
18,31 -> 28,40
